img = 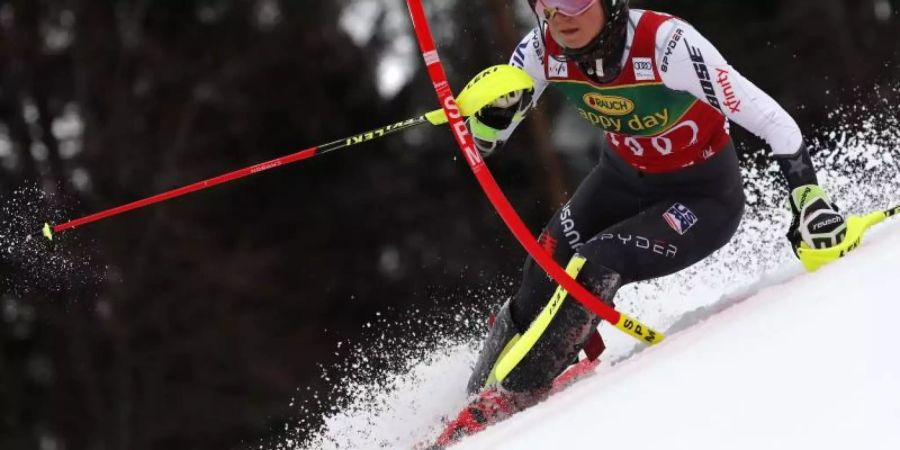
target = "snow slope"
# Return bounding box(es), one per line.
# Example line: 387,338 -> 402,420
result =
458,220 -> 900,450
289,106 -> 899,450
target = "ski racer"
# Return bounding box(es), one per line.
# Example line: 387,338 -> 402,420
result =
436,0 -> 850,444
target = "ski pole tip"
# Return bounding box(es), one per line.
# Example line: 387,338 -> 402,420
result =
41,223 -> 54,241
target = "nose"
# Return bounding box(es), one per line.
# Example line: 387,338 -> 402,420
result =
550,10 -> 575,23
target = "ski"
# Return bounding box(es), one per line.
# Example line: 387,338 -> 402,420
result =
423,357 -> 602,449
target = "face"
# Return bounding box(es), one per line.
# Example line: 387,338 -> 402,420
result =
544,0 -> 606,49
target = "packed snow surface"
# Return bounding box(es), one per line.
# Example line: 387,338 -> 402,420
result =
285,101 -> 899,450
459,221 -> 900,450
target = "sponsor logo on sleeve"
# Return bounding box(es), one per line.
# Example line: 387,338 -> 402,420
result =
632,57 -> 655,81
715,68 -> 742,113
660,28 -> 684,73
684,39 -> 722,111
663,203 -> 699,235
532,32 -> 545,60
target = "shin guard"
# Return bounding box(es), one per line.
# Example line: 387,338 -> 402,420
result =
468,255 -> 623,394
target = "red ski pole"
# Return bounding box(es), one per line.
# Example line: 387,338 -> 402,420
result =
27,117 -> 426,241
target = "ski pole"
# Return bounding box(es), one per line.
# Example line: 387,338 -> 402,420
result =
29,117 -> 426,241
27,65 -> 534,242
798,204 -> 900,271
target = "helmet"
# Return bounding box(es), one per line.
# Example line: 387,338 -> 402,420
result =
527,0 -> 631,83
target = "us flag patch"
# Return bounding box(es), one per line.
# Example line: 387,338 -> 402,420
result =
663,203 -> 699,235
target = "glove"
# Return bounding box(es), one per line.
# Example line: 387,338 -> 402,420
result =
468,88 -> 534,156
786,184 -> 847,256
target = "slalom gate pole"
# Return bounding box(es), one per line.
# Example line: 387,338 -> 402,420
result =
28,65 -> 534,242
405,0 -> 663,346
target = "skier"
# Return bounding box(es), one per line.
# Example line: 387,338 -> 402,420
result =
436,0 -> 849,444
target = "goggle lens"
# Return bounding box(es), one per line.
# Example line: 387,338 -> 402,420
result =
536,0 -> 598,19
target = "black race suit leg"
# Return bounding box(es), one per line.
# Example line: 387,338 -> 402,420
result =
468,141 -> 746,395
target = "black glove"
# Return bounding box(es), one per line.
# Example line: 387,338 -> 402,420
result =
475,88 -> 534,130
786,184 -> 847,256
469,88 -> 534,156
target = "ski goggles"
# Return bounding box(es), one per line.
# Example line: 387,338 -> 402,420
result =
533,0 -> 598,19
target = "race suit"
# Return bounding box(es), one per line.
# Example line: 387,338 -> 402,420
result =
468,9 -> 819,394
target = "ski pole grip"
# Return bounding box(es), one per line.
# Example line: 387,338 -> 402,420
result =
615,313 -> 665,345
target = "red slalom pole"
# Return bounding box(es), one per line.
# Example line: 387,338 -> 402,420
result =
406,0 -> 662,345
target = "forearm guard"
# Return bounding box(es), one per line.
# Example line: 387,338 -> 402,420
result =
774,143 -> 819,190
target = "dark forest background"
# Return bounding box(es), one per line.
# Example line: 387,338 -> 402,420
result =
0,1 -> 897,449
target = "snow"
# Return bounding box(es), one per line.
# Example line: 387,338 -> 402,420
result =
286,99 -> 900,450
288,216 -> 900,450
459,221 -> 900,450
310,343 -> 478,449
